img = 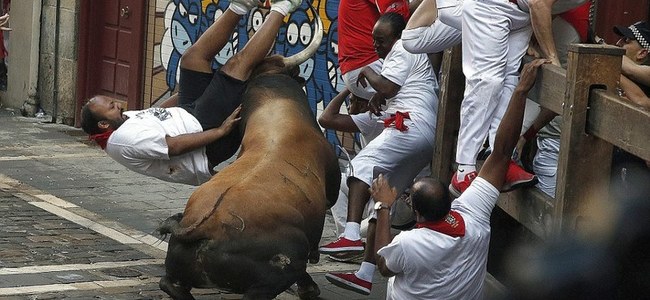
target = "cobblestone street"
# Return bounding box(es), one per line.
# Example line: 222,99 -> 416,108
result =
0,109 -> 387,299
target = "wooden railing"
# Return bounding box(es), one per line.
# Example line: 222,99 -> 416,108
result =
434,44 -> 650,239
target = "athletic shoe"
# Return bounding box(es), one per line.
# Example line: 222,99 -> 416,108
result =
326,251 -> 364,263
449,170 -> 477,198
318,237 -> 364,254
502,160 -> 538,192
325,272 -> 371,295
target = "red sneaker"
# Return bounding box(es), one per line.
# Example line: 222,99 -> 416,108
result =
502,160 -> 538,192
449,170 -> 477,197
325,272 -> 371,295
318,237 -> 364,254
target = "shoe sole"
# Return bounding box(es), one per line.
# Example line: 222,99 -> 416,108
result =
448,183 -> 462,198
325,274 -> 371,295
318,246 -> 364,254
326,253 -> 364,263
501,176 -> 539,193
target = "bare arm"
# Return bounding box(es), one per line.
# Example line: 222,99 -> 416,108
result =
371,174 -> 399,277
357,66 -> 401,98
620,75 -> 650,109
405,0 -> 438,30
166,106 -> 241,156
317,89 -> 361,132
480,59 -> 550,188
621,56 -> 650,87
529,0 -> 561,66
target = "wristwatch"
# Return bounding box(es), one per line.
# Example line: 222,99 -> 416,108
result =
374,201 -> 391,211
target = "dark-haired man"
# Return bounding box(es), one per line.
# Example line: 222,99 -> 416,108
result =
321,12 -> 439,294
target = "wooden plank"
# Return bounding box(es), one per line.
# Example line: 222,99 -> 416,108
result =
526,63 -> 566,115
587,90 -> 650,161
431,46 -> 464,185
496,188 -> 555,239
554,44 -> 625,235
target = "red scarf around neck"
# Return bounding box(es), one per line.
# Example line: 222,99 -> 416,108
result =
89,129 -> 114,150
415,211 -> 466,237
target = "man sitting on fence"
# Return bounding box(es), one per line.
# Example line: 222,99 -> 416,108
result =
79,0 -> 304,186
319,12 -> 439,295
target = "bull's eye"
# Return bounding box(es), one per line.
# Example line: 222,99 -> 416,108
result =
287,23 -> 299,46
299,22 -> 312,46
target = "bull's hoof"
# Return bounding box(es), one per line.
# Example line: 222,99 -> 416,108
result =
159,276 -> 195,300
297,282 -> 321,300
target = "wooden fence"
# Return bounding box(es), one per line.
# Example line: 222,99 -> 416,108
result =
434,44 -> 650,239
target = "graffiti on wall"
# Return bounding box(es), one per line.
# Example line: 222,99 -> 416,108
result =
156,0 -> 360,155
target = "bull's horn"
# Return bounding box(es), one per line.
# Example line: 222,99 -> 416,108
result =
282,2 -> 323,68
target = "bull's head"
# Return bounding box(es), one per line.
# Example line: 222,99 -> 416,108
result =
250,2 -> 323,80
281,1 -> 323,70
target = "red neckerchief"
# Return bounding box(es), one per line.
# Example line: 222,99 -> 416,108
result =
415,211 -> 465,237
89,129 -> 114,150
383,111 -> 410,132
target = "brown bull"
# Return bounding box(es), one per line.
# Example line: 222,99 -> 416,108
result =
157,74 -> 341,300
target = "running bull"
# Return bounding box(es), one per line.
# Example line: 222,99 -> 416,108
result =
157,12 -> 341,300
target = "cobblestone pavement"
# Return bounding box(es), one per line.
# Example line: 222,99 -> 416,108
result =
0,109 -> 387,299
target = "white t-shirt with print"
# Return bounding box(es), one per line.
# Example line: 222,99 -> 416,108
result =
106,107 -> 212,186
377,177 -> 500,300
380,40 -> 439,147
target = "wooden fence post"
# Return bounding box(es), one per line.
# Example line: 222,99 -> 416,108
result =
432,45 -> 464,184
554,44 -> 625,235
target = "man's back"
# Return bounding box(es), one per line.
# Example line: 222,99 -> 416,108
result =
337,0 -> 381,74
379,178 -> 499,300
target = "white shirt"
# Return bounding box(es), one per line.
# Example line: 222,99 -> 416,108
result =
517,0 -> 587,14
106,107 -> 212,186
377,177 -> 500,300
381,40 -> 439,147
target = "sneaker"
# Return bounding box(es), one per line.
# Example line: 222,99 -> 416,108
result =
325,272 -> 371,295
326,251 -> 364,263
502,160 -> 538,192
318,237 -> 364,254
449,170 -> 477,198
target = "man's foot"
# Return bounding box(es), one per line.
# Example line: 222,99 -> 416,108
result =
318,237 -> 364,254
502,160 -> 538,192
325,272 -> 371,295
270,0 -> 302,15
449,171 -> 477,197
326,251 -> 364,263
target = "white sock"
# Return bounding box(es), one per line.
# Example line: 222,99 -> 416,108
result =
355,262 -> 376,282
457,164 -> 476,180
342,222 -> 361,241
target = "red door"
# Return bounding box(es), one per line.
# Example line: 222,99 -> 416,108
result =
595,0 -> 650,43
77,0 -> 146,118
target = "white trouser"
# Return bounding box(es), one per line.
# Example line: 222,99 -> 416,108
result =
456,0 -> 532,165
342,60 -> 383,101
402,4 -> 463,54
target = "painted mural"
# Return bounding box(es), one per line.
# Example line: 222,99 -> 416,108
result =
153,0 -> 361,156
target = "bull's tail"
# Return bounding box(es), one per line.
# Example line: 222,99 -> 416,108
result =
157,187 -> 232,241
157,213 -> 184,241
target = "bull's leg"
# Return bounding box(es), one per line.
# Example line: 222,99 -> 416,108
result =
159,276 -> 195,300
296,271 -> 320,300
